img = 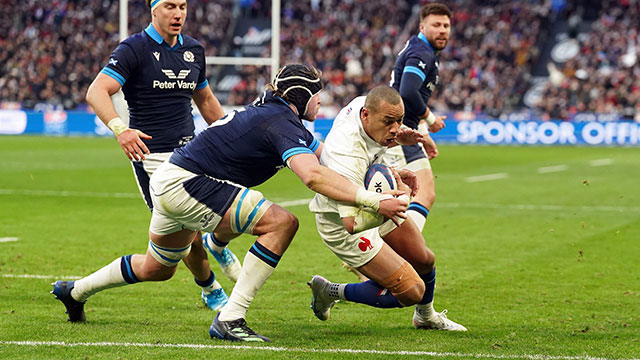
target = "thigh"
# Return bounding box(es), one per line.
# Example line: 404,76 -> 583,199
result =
358,242 -> 409,283
383,218 -> 434,273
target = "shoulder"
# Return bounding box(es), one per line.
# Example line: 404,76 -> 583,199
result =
121,31 -> 147,47
182,35 -> 205,52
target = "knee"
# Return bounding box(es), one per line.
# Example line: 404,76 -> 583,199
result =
394,280 -> 426,306
278,209 -> 299,235
409,249 -> 435,274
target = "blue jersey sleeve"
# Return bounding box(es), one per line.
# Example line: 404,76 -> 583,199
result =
266,121 -> 317,165
399,51 -> 436,117
100,41 -> 138,86
195,45 -> 209,90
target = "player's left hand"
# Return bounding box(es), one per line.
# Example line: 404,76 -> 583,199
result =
428,115 -> 446,133
419,133 -> 439,159
393,128 -> 424,147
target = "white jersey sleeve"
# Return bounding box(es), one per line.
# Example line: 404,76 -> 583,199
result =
309,96 -> 388,215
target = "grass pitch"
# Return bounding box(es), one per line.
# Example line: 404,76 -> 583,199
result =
0,136 -> 638,359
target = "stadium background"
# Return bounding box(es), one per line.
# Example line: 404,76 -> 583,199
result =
1,1 -> 639,359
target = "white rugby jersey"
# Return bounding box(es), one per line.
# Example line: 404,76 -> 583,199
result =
309,96 -> 389,215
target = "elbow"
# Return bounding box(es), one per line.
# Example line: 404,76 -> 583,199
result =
302,167 -> 323,191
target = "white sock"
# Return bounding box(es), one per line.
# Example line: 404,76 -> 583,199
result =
206,233 -> 226,254
328,282 -> 347,300
415,302 -> 436,318
202,280 -> 223,294
71,257 -> 129,302
407,209 -> 427,232
218,251 -> 274,321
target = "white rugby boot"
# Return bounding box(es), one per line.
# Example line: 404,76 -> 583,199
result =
307,275 -> 339,321
413,308 -> 467,331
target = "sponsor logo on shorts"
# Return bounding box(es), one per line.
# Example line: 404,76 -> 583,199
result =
358,237 -> 373,252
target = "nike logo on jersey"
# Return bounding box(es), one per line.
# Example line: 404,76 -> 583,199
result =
153,52 -> 160,61
162,69 -> 191,80
418,61 -> 427,69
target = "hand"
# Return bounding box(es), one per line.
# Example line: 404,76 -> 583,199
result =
394,128 -> 424,147
419,133 -> 439,160
427,114 -> 446,133
117,129 -> 152,161
390,167 -> 412,195
396,168 -> 419,197
377,189 -> 408,226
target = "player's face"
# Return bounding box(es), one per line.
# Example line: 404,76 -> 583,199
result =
304,93 -> 322,121
153,0 -> 187,41
420,14 -> 450,51
361,101 -> 405,147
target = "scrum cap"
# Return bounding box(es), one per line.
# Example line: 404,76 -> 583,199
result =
273,64 -> 322,119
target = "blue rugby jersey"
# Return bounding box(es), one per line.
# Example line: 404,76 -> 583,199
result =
170,90 -> 319,188
390,32 -> 440,129
101,23 -> 209,153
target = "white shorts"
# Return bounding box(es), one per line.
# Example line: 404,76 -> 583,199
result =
315,212 -> 384,268
149,161 -> 272,235
130,152 -> 173,210
384,144 -> 431,172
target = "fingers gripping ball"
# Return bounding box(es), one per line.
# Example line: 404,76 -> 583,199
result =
364,164 -> 397,193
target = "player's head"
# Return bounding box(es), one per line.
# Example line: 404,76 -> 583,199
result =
147,0 -> 187,38
361,85 -> 405,147
419,2 -> 452,51
271,64 -> 323,121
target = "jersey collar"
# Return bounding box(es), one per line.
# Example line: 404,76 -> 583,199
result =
145,23 -> 184,50
417,32 -> 435,54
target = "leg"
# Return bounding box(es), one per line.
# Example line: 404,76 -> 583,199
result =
210,191 -> 297,342
406,167 -> 435,232
52,229 -> 196,322
202,231 -> 242,282
183,232 -> 229,311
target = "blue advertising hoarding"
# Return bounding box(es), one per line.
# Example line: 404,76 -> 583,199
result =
1,109 -> 639,146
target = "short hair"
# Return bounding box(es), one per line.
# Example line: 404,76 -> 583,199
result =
420,2 -> 452,21
270,64 -> 323,119
145,0 -> 151,8
364,85 -> 402,113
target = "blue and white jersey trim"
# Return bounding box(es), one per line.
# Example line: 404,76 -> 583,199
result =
282,147 -> 314,163
101,67 -> 126,86
402,66 -> 426,81
196,79 -> 209,90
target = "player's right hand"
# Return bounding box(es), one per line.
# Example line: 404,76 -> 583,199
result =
378,190 -> 409,225
117,129 -> 152,161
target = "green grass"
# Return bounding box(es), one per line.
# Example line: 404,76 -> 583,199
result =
0,136 -> 638,359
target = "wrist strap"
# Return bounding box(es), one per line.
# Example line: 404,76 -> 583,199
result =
355,188 -> 392,212
425,111 -> 437,126
107,117 -> 128,137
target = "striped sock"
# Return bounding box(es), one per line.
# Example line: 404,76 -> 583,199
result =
71,255 -> 139,302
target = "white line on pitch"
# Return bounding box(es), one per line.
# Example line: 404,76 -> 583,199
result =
0,189 -> 140,199
0,341 -> 633,360
278,198 -> 312,207
0,237 -> 19,243
465,173 -> 508,183
437,202 -> 640,213
1,274 -> 82,280
590,158 -> 613,166
537,165 -> 568,174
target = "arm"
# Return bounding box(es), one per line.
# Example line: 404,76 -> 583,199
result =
288,153 -> 408,219
86,73 -> 151,161
193,86 -> 225,125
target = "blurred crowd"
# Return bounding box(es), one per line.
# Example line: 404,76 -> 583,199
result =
532,1 -> 640,120
1,0 -> 638,120
0,0 -> 234,109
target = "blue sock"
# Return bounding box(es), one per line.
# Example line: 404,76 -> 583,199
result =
194,270 -> 215,287
419,267 -> 436,304
344,280 -> 402,308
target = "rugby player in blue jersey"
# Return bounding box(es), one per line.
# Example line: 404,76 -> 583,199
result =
387,2 -> 451,233
52,0 -> 239,313
51,64 -> 410,342
382,2 -> 454,328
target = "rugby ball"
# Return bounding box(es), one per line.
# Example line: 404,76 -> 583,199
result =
364,164 -> 397,193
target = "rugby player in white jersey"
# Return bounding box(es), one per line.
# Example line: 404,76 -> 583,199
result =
308,85 -> 466,331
